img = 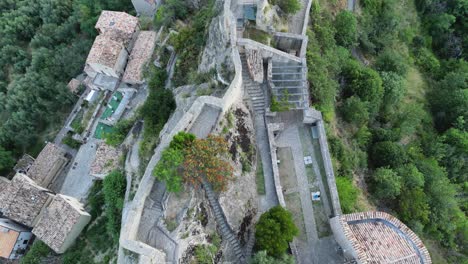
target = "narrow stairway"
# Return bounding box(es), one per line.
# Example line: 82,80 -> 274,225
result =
240,53 -> 266,115
202,180 -> 246,264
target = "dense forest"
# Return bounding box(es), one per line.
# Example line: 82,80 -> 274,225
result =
0,0 -> 133,175
307,0 -> 466,262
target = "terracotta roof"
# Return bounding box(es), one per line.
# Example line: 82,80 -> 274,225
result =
86,35 -> 124,68
13,154 -> 35,173
90,143 -> 121,177
0,174 -> 52,227
67,79 -> 81,93
95,11 -> 139,44
28,143 -> 67,187
32,194 -> 90,253
122,31 -> 157,84
339,211 -> 431,264
0,177 -> 10,194
0,225 -> 19,259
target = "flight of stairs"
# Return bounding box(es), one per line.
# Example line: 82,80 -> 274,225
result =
240,54 -> 265,115
203,180 -> 246,264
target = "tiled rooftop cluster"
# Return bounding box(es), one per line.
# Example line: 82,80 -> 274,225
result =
86,35 -> 125,68
32,195 -> 90,253
122,31 -> 157,84
95,11 -> 139,44
28,142 -> 68,187
340,212 -> 431,264
13,154 -> 35,173
0,174 -> 52,227
90,143 -> 121,177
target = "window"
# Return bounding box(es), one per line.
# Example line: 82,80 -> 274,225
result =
23,240 -> 29,245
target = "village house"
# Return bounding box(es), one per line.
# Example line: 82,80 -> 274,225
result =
0,173 -> 91,255
32,195 -> 91,254
330,211 -> 432,264
27,142 -> 69,189
122,31 -> 157,85
67,78 -> 82,95
0,218 -> 33,260
85,35 -> 129,80
95,11 -> 139,48
12,154 -> 35,174
0,174 -> 53,227
89,143 -> 122,179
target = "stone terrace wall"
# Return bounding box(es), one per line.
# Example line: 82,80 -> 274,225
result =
265,123 -> 286,207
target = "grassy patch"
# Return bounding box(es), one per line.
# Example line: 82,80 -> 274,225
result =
244,26 -> 272,45
284,192 -> 306,241
404,67 -> 427,103
256,152 -> 266,195
277,147 -> 298,191
165,218 -> 178,232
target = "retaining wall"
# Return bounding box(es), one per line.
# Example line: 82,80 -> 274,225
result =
265,123 -> 286,207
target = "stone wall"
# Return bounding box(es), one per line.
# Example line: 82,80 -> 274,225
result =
237,38 -> 302,63
118,0 -> 244,261
245,48 -> 264,83
265,123 -> 286,207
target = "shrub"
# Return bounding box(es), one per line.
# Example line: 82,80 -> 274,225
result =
251,251 -> 295,264
340,96 -> 369,126
20,241 -> 50,264
255,206 -> 298,257
370,141 -> 407,168
153,147 -> 185,192
62,134 -> 82,149
103,170 -> 126,242
103,119 -> 133,147
375,49 -> 409,76
336,176 -> 359,213
334,10 -> 358,47
373,167 -> 402,200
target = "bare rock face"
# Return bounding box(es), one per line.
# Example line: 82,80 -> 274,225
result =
199,0 -> 233,75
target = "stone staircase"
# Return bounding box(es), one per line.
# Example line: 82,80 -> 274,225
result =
202,180 -> 246,264
240,53 -> 266,115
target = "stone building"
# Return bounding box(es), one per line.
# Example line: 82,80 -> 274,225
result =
0,174 -> 53,227
12,154 -> 35,174
85,35 -> 129,79
330,211 -> 432,264
89,143 -> 122,179
122,31 -> 157,85
28,142 -> 68,189
95,11 -> 139,47
0,218 -> 33,260
131,0 -> 159,17
32,195 -> 91,254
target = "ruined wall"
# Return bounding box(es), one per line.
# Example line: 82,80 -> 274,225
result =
245,48 -> 264,83
265,123 -> 286,207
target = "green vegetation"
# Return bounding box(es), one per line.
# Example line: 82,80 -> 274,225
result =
102,119 -> 134,147
20,241 -> 50,264
194,244 -> 219,264
270,0 -> 301,14
270,92 -> 291,112
254,206 -> 298,258
103,170 -> 126,242
244,26 -> 272,45
307,0 -> 467,261
0,0 -> 133,173
334,10 -> 358,48
139,66 -> 175,158
0,147 -> 15,175
70,109 -> 85,134
62,134 -> 82,149
153,133 -> 234,192
256,152 -> 266,195
168,0 -> 216,87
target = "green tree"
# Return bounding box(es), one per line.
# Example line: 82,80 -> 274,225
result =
334,10 -> 358,47
439,128 -> 468,184
371,141 -> 407,168
397,164 -> 425,189
251,251 -> 295,264
153,147 -> 184,192
380,71 -> 406,111
0,146 -> 14,175
170,131 -> 196,150
375,49 -> 408,76
373,167 -> 402,200
340,96 -> 369,126
20,241 -> 51,264
103,170 -> 126,242
255,206 -> 298,257
398,187 -> 430,226
336,176 -> 359,213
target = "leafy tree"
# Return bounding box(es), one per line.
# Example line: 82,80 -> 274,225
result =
336,176 -> 359,213
375,49 -> 409,76
20,241 -> 51,264
397,164 -> 425,189
340,96 -> 369,126
380,71 -> 406,112
0,146 -> 14,175
370,141 -> 407,168
342,59 -> 383,114
398,187 -> 430,226
170,131 -> 196,150
373,167 -> 402,200
439,128 -> 468,184
103,170 -> 126,242
153,147 -> 184,192
251,251 -> 295,264
183,135 -> 233,192
103,119 -> 134,147
255,206 -> 298,257
334,10 -> 358,47
153,0 -> 189,27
